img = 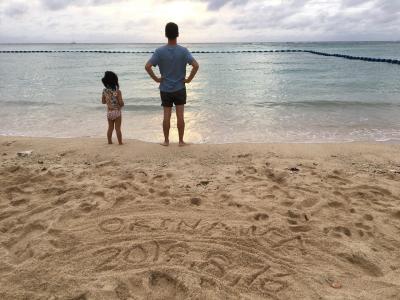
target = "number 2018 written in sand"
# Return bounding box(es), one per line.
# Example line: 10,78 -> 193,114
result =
92,239 -> 290,295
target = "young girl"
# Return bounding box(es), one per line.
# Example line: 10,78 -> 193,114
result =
101,71 -> 124,145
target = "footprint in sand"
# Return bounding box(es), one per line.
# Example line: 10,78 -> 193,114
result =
190,197 -> 202,206
339,252 -> 383,277
146,271 -> 188,300
392,210 -> 400,219
287,210 -> 300,219
327,200 -> 344,208
79,201 -> 98,213
289,225 -> 311,233
10,197 -> 29,206
69,293 -> 88,300
227,201 -> 256,212
113,194 -> 135,207
323,226 -> 351,238
237,153 -> 251,159
253,213 -> 269,221
287,210 -> 311,232
264,168 -> 287,185
115,281 -> 135,300
299,197 -> 319,208
158,190 -> 170,197
354,222 -> 374,238
3,220 -> 48,264
363,214 -> 374,221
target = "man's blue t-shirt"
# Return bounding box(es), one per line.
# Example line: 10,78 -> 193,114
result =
149,45 -> 194,93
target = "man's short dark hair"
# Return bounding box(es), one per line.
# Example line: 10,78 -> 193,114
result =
165,22 -> 179,40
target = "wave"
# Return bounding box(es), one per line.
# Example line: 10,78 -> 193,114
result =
253,100 -> 400,108
95,104 -> 160,111
0,100 -> 60,106
123,104 -> 161,111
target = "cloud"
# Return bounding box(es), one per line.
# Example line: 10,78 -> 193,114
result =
202,17 -> 217,26
2,1 -> 29,17
377,0 -> 400,11
228,0 -> 400,40
40,0 -> 128,10
200,0 -> 249,10
230,0 -> 311,30
162,0 -> 249,11
341,0 -> 371,7
0,0 -> 399,42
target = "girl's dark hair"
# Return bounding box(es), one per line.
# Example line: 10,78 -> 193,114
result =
102,71 -> 119,90
165,22 -> 179,40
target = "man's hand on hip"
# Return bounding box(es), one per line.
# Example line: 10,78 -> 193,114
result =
184,59 -> 199,84
145,62 -> 163,84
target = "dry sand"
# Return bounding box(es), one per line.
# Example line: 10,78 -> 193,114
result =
0,137 -> 400,300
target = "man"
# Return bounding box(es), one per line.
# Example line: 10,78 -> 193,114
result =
145,22 -> 199,146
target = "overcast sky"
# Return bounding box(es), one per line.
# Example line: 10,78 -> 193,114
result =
0,0 -> 399,43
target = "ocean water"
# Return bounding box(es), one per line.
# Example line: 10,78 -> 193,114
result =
0,42 -> 399,143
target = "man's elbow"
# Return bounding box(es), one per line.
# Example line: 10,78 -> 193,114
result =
145,63 -> 152,71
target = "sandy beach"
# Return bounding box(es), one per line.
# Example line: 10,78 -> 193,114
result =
0,137 -> 400,299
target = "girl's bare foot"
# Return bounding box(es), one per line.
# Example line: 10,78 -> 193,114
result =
160,141 -> 169,147
108,142 -> 113,144
179,141 -> 189,147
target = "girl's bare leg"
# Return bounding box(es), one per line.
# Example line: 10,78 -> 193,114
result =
115,116 -> 123,145
107,119 -> 115,144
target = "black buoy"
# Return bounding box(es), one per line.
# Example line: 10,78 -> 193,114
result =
1,48 -> 399,67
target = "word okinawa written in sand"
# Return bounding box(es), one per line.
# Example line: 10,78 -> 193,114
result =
83,216 -> 302,298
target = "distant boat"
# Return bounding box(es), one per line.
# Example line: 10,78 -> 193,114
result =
70,41 -> 77,44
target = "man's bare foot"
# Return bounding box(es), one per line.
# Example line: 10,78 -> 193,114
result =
160,141 -> 169,147
118,143 -> 123,145
108,142 -> 113,145
179,141 -> 189,147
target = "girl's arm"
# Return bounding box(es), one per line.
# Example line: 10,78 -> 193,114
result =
102,92 -> 113,110
118,90 -> 124,107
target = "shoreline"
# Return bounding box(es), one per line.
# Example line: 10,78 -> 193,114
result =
1,136 -> 400,299
2,135 -> 400,158
1,134 -> 400,145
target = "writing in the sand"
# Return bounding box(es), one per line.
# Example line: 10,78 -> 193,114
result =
98,216 -> 273,237
92,239 -> 291,296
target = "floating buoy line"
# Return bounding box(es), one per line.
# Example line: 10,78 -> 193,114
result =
1,49 -> 399,65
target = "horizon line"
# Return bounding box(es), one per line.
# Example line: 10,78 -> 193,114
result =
1,40 -> 400,45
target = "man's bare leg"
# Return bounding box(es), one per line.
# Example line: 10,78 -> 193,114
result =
162,106 -> 172,146
176,105 -> 187,146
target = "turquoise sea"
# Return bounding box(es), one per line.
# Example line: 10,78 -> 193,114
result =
0,42 -> 399,143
